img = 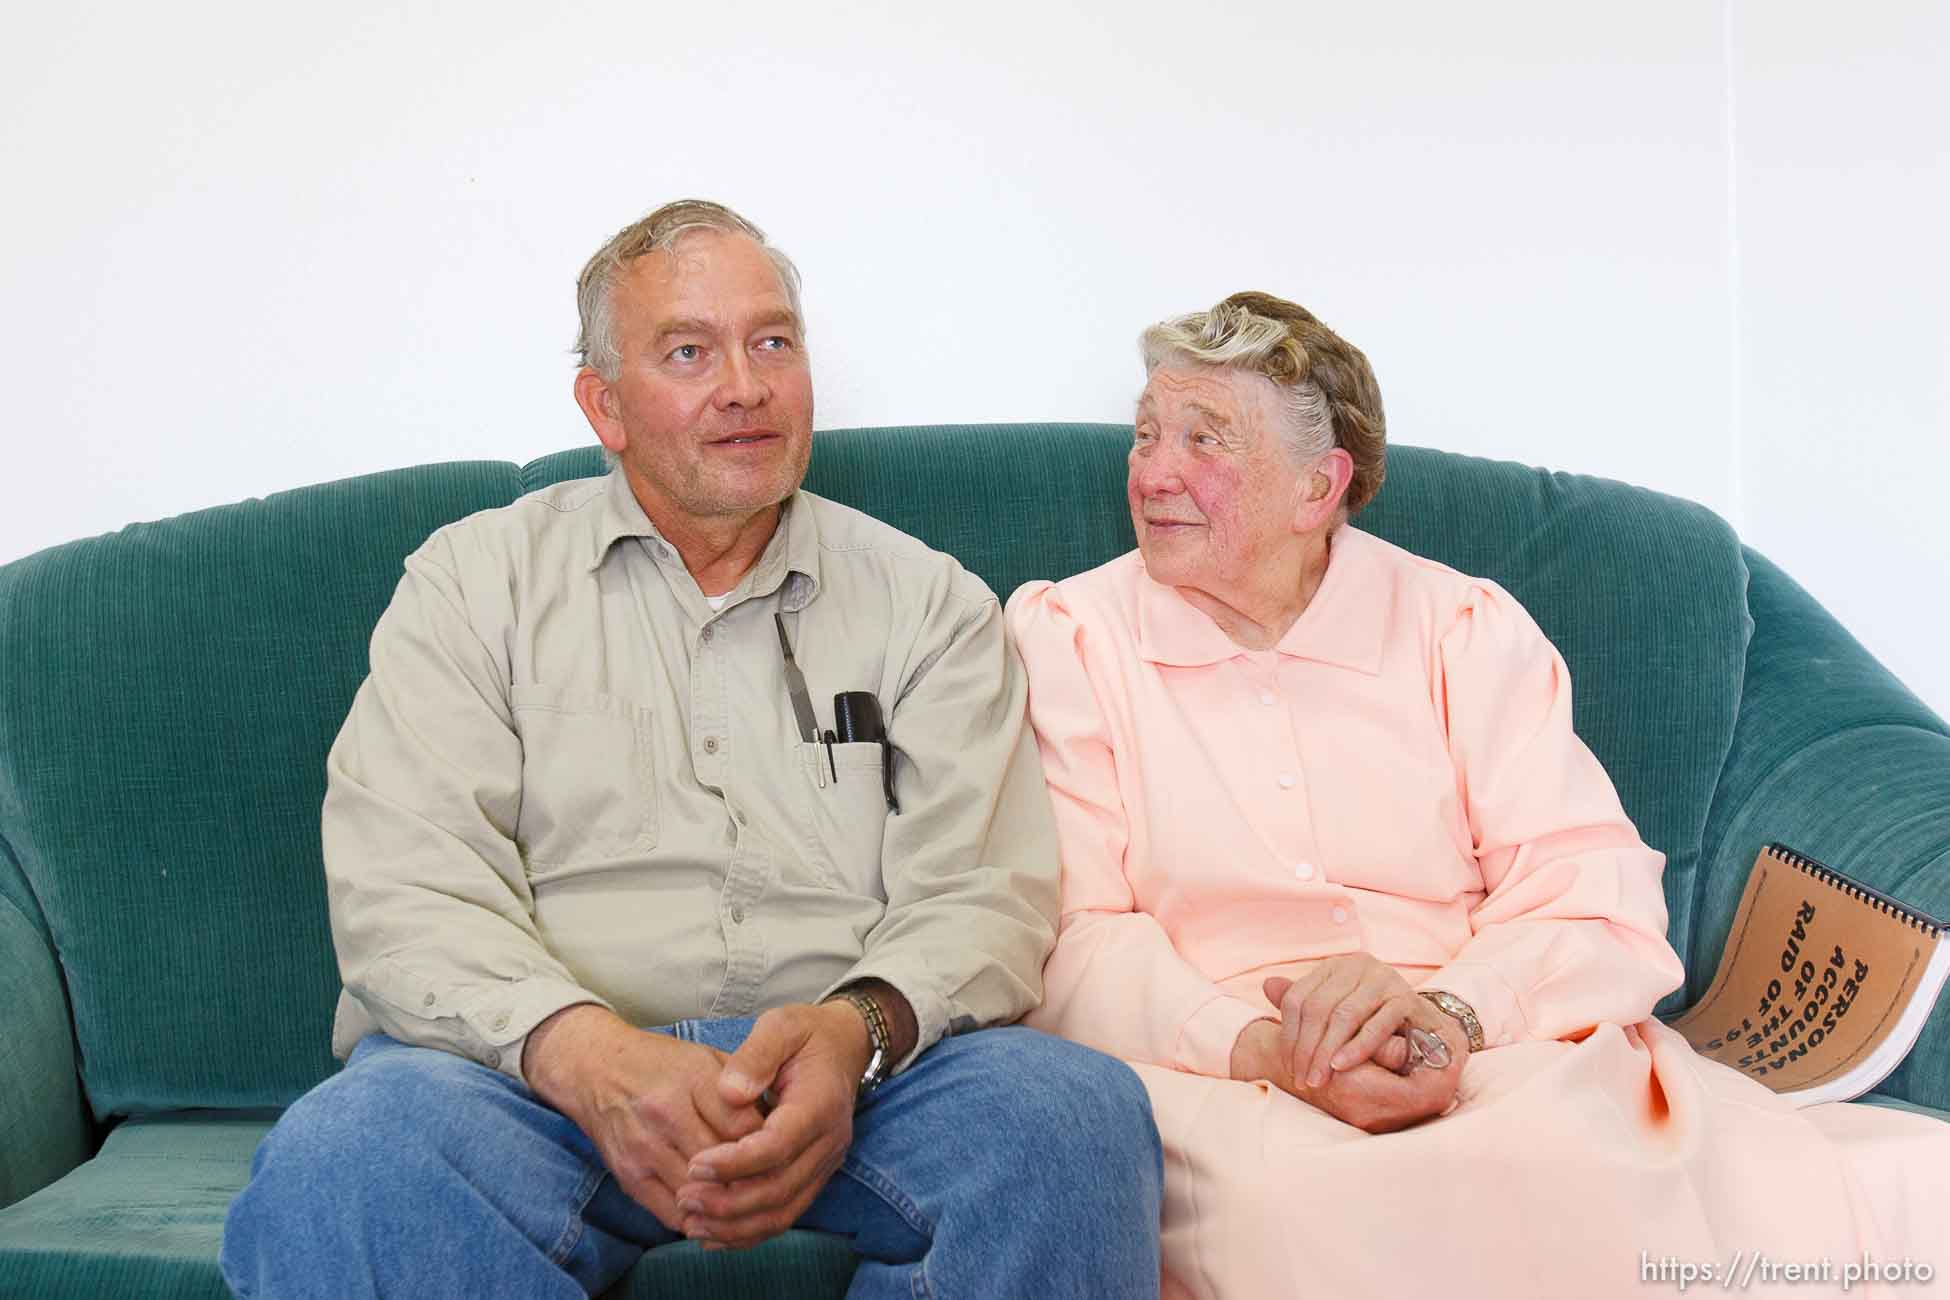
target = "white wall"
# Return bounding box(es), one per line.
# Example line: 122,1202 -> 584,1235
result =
1732,0 -> 1949,715
0,2 -> 1941,715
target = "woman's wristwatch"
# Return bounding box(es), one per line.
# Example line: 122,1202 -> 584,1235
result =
1418,990 -> 1485,1053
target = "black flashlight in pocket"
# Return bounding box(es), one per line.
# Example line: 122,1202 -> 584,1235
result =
833,692 -> 899,814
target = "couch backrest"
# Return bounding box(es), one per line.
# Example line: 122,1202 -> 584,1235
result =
534,429 -> 1753,1012
0,464 -> 526,1116
0,425 -> 1749,1118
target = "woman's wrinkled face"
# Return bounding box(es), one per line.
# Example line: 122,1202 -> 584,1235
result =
1129,365 -> 1308,598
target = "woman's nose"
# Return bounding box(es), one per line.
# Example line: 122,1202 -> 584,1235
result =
1131,447 -> 1186,496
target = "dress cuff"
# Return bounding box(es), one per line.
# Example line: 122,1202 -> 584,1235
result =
1416,962 -> 1524,1049
1175,994 -> 1277,1079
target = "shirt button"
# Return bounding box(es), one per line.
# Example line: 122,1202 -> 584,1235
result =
1332,906 -> 1350,924
1294,862 -> 1316,881
491,1011 -> 509,1032
703,736 -> 719,754
1259,691 -> 1276,706
700,625 -> 714,643
422,993 -> 436,1008
1277,773 -> 1297,789
730,905 -> 746,924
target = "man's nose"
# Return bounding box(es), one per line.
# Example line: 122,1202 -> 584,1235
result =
713,350 -> 768,410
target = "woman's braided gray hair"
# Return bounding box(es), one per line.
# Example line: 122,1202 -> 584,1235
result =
1139,292 -> 1387,513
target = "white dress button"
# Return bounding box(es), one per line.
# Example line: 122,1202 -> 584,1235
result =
1259,691 -> 1276,706
1277,773 -> 1297,789
1294,862 -> 1316,881
1331,906 -> 1349,924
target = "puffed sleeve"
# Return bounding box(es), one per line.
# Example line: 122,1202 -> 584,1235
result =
1006,580 -> 1272,1078
1421,582 -> 1685,1047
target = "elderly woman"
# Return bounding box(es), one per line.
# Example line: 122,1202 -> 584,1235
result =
1005,292 -> 1950,1299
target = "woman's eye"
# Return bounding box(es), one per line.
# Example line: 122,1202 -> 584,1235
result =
1193,432 -> 1221,447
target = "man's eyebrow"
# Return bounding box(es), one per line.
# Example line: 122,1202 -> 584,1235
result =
651,316 -> 714,343
651,309 -> 802,343
747,308 -> 801,333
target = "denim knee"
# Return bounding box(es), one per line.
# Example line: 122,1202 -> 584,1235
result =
260,1041 -> 482,1174
225,1043 -> 503,1256
978,1029 -> 1163,1189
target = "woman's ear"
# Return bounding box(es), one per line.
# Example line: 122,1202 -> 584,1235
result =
1292,448 -> 1355,534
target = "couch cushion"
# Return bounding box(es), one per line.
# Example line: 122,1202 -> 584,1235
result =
0,1111 -> 268,1299
0,464 -> 526,1117
528,430 -> 1751,995
0,1112 -> 854,1298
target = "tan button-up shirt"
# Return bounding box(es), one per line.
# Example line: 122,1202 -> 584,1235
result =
324,469 -> 1060,1082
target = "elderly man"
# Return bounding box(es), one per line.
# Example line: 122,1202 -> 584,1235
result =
219,200 -> 1162,1299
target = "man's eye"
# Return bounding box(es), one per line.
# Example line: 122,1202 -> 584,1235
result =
1133,428 -> 1156,444
669,344 -> 702,363
1193,432 -> 1221,447
757,335 -> 793,352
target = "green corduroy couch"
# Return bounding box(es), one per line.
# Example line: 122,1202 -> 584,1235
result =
3,425 -> 1947,1297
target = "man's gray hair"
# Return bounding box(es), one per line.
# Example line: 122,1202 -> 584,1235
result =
574,200 -> 804,380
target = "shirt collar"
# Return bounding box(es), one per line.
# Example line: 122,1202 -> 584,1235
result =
587,469 -> 822,609
1134,523 -> 1386,676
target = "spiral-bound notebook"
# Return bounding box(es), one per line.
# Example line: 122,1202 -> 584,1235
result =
1668,842 -> 1949,1107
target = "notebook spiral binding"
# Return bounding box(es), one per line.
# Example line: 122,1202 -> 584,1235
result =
1767,842 -> 1946,939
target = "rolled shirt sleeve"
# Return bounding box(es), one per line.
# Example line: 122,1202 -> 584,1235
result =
1006,580 -> 1272,1078
325,534 -> 607,1083
824,578 -> 1062,1070
1419,582 -> 1685,1047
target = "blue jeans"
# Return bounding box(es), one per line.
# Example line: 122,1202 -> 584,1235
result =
220,1021 -> 1162,1299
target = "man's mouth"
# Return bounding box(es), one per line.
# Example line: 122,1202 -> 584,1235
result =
707,430 -> 781,447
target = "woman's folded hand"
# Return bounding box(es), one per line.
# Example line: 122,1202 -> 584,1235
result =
1226,956 -> 1470,1133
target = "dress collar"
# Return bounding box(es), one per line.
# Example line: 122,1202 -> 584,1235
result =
1133,524 -> 1386,676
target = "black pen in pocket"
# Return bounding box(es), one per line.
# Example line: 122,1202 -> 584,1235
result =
833,691 -> 899,814
821,728 -> 838,783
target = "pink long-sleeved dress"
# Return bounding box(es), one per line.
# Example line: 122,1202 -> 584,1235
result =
1006,525 -> 1950,1300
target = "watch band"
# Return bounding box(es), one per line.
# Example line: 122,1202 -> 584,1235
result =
827,988 -> 893,1098
1419,989 -> 1485,1053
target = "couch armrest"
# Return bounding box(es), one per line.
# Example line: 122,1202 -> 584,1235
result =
1690,547 -> 1950,1110
0,893 -> 89,1208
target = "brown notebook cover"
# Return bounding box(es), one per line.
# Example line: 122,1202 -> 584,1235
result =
1668,843 -> 1949,1106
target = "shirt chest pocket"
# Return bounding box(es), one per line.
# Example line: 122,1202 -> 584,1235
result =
510,685 -> 660,868
793,740 -> 889,896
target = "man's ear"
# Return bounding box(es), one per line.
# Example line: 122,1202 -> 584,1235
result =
1292,448 -> 1354,534
573,368 -> 627,455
